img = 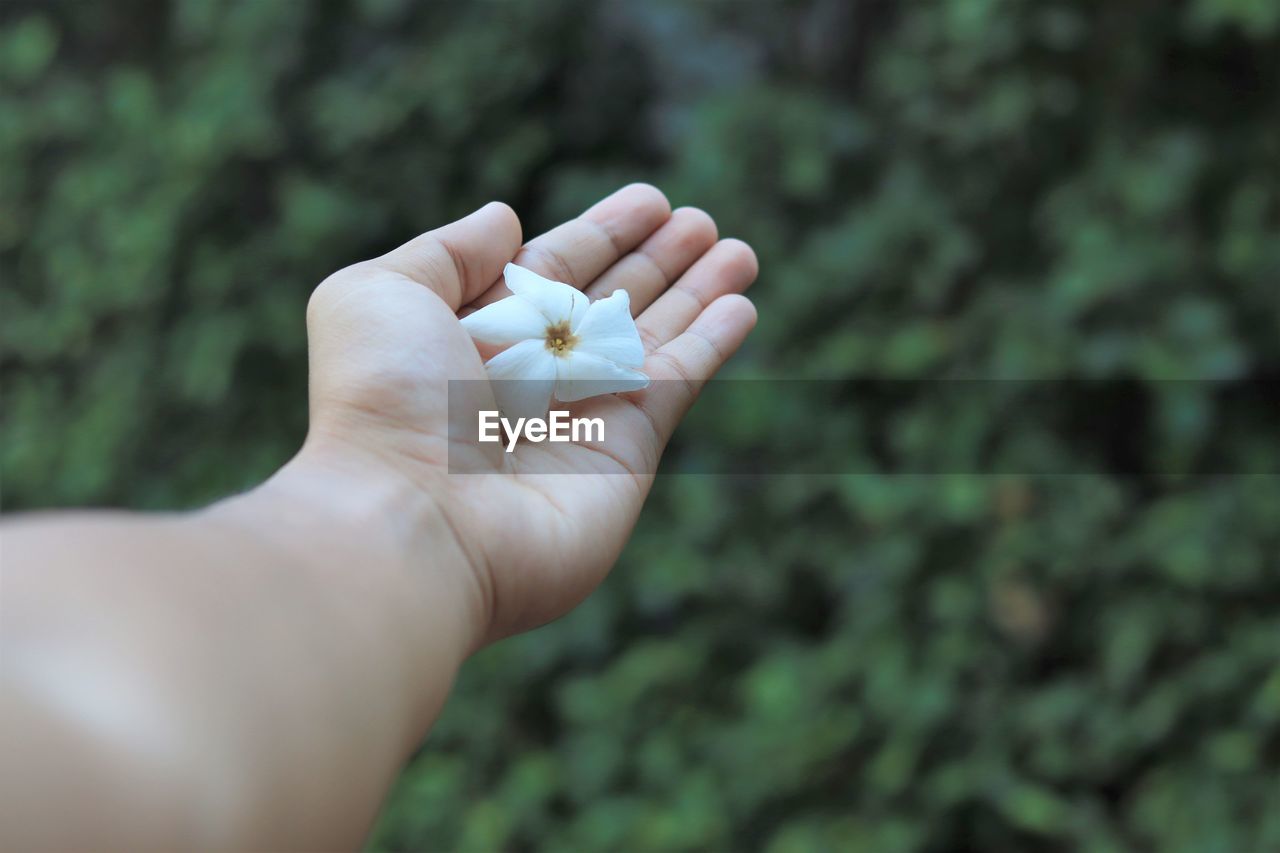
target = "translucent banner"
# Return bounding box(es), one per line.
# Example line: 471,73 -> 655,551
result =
447,378 -> 1280,476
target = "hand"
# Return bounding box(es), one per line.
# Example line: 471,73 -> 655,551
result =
298,185 -> 758,647
0,185 -> 756,849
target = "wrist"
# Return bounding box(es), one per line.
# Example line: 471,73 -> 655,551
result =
203,436 -> 487,735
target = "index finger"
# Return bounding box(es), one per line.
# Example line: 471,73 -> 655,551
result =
464,183 -> 671,311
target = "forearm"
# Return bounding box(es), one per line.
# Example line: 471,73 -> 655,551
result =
0,443 -> 481,849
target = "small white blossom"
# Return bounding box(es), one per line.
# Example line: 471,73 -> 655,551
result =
461,263 -> 649,419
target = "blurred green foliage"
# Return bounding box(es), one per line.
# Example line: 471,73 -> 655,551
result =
3,0 -> 1280,850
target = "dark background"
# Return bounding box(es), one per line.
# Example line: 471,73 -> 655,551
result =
2,1 -> 1279,850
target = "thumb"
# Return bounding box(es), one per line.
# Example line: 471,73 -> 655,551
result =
373,202 -> 523,311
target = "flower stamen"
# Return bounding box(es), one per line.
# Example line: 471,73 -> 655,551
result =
544,320 -> 579,357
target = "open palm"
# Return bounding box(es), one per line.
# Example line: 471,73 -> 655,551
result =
303,185 -> 757,643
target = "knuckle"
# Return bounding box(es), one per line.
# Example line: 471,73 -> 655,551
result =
396,239 -> 450,284
688,327 -> 726,365
436,237 -> 471,297
651,349 -> 699,400
586,216 -> 626,256
520,244 -> 577,287
676,283 -> 711,313
637,324 -> 664,353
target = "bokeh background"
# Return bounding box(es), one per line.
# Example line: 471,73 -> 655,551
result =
3,0 -> 1280,850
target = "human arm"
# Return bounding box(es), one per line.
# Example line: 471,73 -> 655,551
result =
0,185 -> 758,850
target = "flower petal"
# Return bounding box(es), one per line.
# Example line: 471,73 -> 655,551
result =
504,263 -> 588,328
553,350 -> 650,403
484,339 -> 557,420
460,293 -> 548,345
573,289 -> 645,368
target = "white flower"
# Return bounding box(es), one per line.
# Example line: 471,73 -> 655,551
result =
461,263 -> 650,419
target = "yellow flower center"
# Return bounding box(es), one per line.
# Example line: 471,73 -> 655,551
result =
544,320 -> 579,357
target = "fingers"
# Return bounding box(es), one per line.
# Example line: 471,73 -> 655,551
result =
583,207 -> 719,313
467,183 -> 671,310
634,238 -> 758,351
373,201 -> 523,310
629,293 -> 758,449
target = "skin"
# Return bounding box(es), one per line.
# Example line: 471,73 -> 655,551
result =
0,184 -> 758,850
